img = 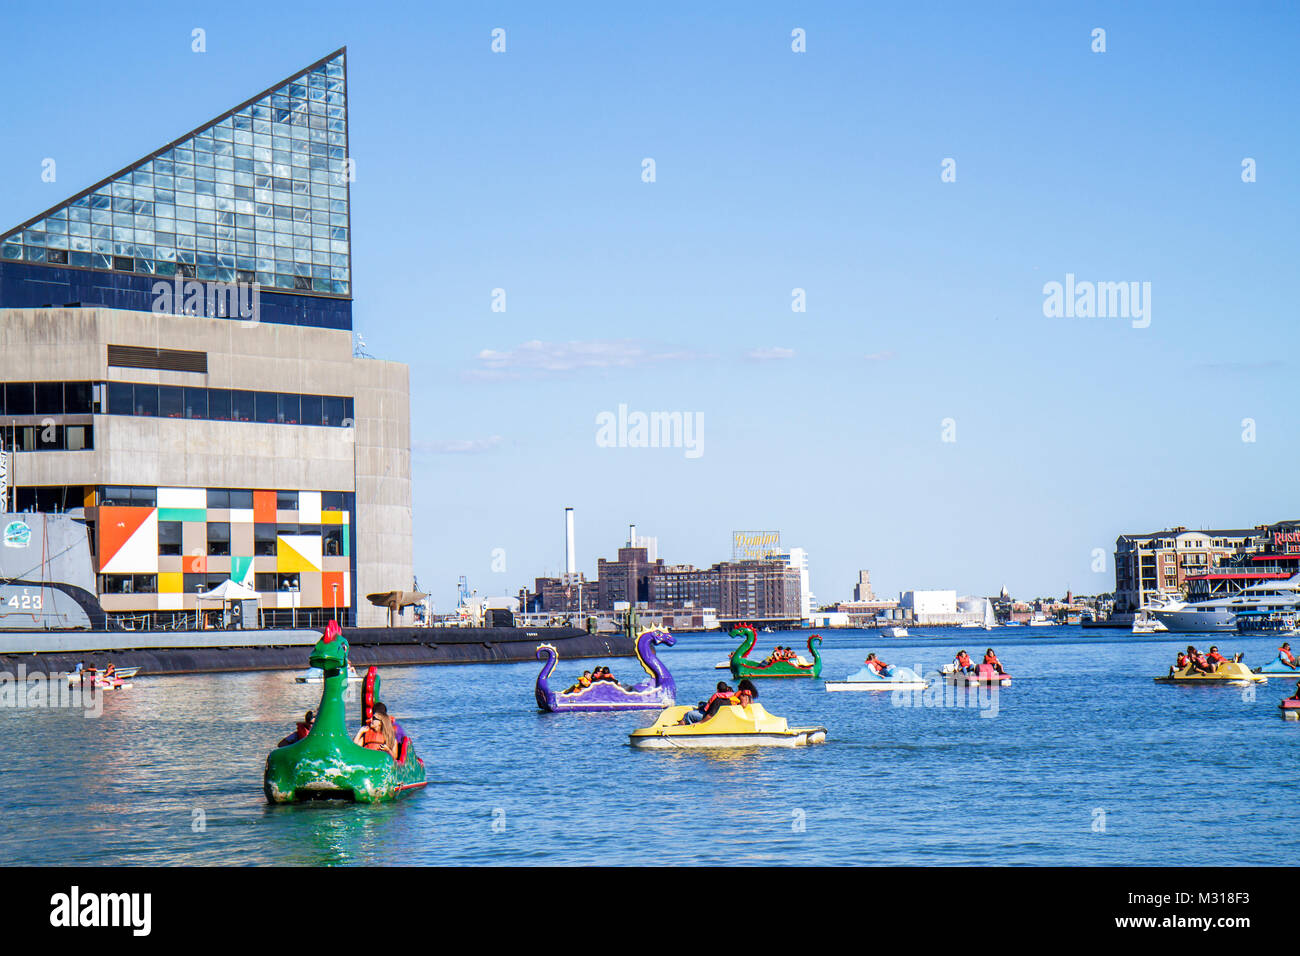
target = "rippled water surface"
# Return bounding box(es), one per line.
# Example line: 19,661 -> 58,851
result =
5,627 -> 1299,865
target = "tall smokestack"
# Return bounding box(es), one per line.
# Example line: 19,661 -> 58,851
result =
629,523 -> 636,547
565,507 -> 576,577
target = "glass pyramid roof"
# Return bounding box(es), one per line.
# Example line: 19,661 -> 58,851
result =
0,49 -> 351,297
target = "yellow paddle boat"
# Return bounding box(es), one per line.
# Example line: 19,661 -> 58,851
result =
1154,660 -> 1266,685
628,703 -> 827,749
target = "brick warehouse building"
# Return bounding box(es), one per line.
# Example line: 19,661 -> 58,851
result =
0,50 -> 412,628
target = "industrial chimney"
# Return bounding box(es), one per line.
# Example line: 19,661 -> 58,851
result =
628,523 -> 636,548
565,507 -> 576,578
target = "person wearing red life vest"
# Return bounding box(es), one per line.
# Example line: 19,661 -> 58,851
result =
1169,651 -> 1190,677
1280,643 -> 1298,669
1205,646 -> 1230,669
983,649 -> 1005,675
1186,646 -> 1213,674
954,650 -> 975,675
864,653 -> 889,676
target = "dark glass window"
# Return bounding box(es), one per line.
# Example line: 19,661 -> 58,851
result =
254,391 -> 277,424
207,521 -> 231,556
130,487 -> 156,507
183,573 -> 207,593
277,392 -> 300,425
64,381 -> 92,414
184,387 -> 208,419
208,389 -> 231,421
342,397 -> 354,425
254,573 -> 279,592
321,491 -> 346,512
34,382 -> 64,415
276,523 -> 297,539
322,396 -> 344,427
227,489 -> 253,510
158,521 -> 182,556
324,526 -> 343,556
276,490 -> 298,510
36,424 -> 61,450
231,390 -> 254,422
15,426 -> 35,451
5,383 -> 34,415
254,523 -> 277,556
206,488 -> 229,509
299,395 -> 323,426
277,573 -> 301,591
133,384 -> 158,417
101,486 -> 132,507
296,524 -> 321,539
159,385 -> 184,418
107,382 -> 132,415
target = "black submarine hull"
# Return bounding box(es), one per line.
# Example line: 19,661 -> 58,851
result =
0,626 -> 634,676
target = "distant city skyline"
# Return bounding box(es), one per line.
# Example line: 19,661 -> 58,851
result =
2,2 -> 1295,612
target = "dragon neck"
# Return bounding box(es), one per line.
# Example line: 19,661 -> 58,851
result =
310,667 -> 350,739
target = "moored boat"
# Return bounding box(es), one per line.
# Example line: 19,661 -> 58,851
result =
879,626 -> 909,638
295,663 -> 362,684
628,702 -> 826,749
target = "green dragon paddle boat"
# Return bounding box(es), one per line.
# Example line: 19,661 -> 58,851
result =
729,623 -> 822,678
264,621 -> 426,803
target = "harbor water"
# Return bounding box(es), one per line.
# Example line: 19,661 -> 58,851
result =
4,626 -> 1299,865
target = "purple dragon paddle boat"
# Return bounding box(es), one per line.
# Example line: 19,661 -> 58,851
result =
535,626 -> 677,712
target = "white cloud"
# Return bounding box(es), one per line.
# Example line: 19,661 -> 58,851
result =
466,339 -> 704,380
414,436 -> 503,454
744,347 -> 796,361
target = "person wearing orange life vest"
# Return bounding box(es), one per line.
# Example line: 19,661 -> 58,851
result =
864,653 -> 890,676
1279,643 -> 1299,669
983,649 -> 1005,675
1205,646 -> 1230,669
953,650 -> 976,675
1170,651 -> 1190,676
1186,646 -> 1213,675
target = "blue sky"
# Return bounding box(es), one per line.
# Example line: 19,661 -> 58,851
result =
3,2 -> 1297,610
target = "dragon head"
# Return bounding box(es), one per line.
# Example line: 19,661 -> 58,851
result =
639,627 -> 677,650
309,619 -> 349,671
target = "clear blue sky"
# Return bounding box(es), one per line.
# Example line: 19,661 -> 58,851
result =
3,1 -> 1297,610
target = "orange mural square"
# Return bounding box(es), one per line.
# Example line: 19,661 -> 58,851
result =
253,489 -> 277,524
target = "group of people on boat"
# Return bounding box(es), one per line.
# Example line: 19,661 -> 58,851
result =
1169,645 -> 1239,676
952,649 -> 1004,675
275,700 -> 410,762
677,679 -> 758,724
563,665 -> 619,694
71,660 -> 117,683
352,701 -> 408,760
762,646 -> 803,666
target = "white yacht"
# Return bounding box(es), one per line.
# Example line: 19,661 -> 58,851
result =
1149,576 -> 1300,633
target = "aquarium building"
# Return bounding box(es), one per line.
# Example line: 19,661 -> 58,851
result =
0,49 -> 412,628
